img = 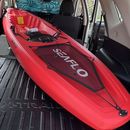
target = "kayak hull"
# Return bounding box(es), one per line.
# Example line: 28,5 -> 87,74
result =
3,8 -> 130,130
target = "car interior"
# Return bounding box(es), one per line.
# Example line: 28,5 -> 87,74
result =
88,0 -> 130,92
0,0 -> 130,129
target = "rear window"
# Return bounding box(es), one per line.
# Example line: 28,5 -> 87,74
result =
86,0 -> 96,20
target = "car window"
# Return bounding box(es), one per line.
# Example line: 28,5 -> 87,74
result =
95,2 -> 103,22
75,0 -> 83,17
86,0 -> 96,21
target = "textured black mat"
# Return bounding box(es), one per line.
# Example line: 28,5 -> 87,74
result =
0,58 -> 93,130
0,35 -> 16,59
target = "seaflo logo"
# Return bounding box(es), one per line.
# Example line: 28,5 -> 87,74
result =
53,48 -> 88,78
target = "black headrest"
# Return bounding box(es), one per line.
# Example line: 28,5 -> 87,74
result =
60,0 -> 74,16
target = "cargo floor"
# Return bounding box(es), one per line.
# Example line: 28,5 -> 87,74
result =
0,35 -> 129,130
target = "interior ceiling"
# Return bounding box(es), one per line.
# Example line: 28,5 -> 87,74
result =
100,0 -> 130,49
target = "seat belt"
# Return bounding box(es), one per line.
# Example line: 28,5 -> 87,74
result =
91,11 -> 109,53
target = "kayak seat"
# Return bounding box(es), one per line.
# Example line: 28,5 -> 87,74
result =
26,31 -> 55,42
51,0 -> 83,39
96,37 -> 130,90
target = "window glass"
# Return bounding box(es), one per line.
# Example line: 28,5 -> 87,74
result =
75,0 -> 83,17
96,2 -> 103,22
4,0 -> 8,7
86,0 -> 95,20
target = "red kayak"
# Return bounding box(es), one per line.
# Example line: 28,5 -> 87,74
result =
3,8 -> 130,129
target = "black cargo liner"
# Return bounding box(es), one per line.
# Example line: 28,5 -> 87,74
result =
0,58 -> 93,130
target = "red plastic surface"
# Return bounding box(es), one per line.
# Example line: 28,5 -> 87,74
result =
3,8 -> 130,130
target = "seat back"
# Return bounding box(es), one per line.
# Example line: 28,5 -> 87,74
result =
51,0 -> 82,39
59,0 -> 74,16
95,36 -> 130,88
52,15 -> 82,39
